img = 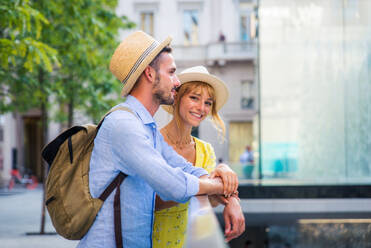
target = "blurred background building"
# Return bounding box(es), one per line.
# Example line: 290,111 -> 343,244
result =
1,0 -> 370,247
116,0 -> 259,166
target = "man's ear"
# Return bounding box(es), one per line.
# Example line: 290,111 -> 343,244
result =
143,66 -> 156,83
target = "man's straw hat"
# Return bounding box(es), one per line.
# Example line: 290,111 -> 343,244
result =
110,31 -> 172,96
163,66 -> 229,114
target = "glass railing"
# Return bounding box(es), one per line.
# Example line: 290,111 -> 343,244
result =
186,195 -> 227,248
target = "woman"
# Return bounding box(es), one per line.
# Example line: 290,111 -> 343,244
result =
153,66 -> 244,247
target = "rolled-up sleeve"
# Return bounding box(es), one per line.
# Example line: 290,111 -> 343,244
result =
160,133 -> 208,178
108,113 -> 200,203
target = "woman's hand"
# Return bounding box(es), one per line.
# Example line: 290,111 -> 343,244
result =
208,194 -> 229,207
209,163 -> 238,197
223,196 -> 245,242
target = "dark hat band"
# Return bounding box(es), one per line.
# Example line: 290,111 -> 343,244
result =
121,41 -> 159,85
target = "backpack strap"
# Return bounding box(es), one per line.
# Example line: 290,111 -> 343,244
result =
98,172 -> 127,201
96,106 -> 136,131
95,106 -> 136,248
42,126 -> 86,168
98,172 -> 127,248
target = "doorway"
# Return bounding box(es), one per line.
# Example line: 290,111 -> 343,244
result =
229,121 -> 253,163
23,117 -> 43,182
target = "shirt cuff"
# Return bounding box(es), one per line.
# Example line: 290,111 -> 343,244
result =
185,173 -> 200,197
193,167 -> 208,178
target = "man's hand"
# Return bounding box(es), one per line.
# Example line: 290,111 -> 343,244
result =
210,163 -> 238,197
223,196 -> 245,242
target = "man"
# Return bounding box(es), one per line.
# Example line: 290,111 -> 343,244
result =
77,31 -> 236,248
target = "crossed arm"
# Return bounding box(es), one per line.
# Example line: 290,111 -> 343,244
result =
155,163 -> 245,242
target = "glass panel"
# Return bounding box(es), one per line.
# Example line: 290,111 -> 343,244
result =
262,222 -> 371,247
259,0 -> 371,183
183,10 -> 199,45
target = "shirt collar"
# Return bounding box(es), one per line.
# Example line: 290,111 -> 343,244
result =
123,95 -> 156,126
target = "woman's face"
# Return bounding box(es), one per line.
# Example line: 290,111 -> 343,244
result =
178,87 -> 213,128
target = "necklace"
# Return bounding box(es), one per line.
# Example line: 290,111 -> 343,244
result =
163,128 -> 193,149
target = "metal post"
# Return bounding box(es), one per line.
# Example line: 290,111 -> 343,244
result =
256,0 -> 263,180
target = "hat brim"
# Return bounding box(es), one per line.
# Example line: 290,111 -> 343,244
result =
120,36 -> 172,97
162,72 -> 229,114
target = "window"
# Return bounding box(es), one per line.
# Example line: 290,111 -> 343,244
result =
240,13 -> 251,41
239,1 -> 258,41
140,12 -> 154,36
183,9 -> 199,45
241,80 -> 254,109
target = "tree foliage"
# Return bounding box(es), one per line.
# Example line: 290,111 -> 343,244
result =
0,0 -> 59,112
0,0 -> 135,123
35,0 -> 135,124
1,0 -> 134,233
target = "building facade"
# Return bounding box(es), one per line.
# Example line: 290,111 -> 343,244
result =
117,0 -> 259,165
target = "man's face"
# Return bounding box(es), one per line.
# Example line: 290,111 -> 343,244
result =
152,53 -> 180,105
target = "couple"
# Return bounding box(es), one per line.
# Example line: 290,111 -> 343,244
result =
77,31 -> 244,248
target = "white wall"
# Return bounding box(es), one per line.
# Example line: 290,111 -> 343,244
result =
1,114 -> 16,184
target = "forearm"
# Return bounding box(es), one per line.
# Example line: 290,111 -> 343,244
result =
223,195 -> 245,242
197,177 -> 224,195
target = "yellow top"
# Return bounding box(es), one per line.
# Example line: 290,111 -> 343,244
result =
152,137 -> 216,248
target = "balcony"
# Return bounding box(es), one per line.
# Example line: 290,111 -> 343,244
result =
172,41 -> 256,64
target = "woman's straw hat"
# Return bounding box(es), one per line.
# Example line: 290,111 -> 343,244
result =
110,31 -> 172,96
163,66 -> 229,114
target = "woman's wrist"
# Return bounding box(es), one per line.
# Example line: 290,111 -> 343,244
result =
228,190 -> 240,202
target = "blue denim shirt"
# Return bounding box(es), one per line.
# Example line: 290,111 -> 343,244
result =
77,95 -> 207,248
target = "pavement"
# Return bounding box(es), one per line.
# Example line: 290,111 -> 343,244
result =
0,186 -> 79,248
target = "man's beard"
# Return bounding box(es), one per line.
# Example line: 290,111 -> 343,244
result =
153,75 -> 174,105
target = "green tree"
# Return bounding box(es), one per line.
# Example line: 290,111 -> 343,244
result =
0,0 -> 59,113
1,0 -> 134,234
34,0 -> 134,234
0,0 -> 60,235
36,0 -> 134,126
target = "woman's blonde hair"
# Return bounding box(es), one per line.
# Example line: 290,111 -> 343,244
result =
172,81 -> 226,140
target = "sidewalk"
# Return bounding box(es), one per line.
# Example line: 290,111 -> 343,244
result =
0,186 -> 78,248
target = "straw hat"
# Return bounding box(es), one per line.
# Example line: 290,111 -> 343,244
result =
109,31 -> 172,96
163,66 -> 229,114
